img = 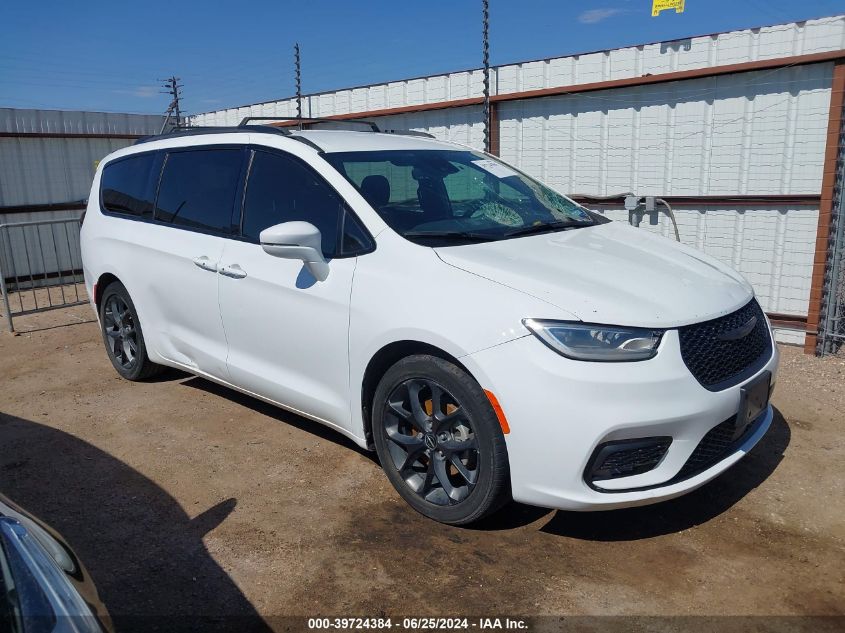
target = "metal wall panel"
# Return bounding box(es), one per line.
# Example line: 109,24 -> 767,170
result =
591,205 -> 818,345
497,64 -> 832,197
0,108 -> 168,209
0,108 -> 165,135
0,208 -> 80,227
0,137 -> 133,206
191,15 -> 845,127
368,106 -> 486,149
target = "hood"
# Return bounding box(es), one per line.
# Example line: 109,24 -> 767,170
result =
434,221 -> 754,328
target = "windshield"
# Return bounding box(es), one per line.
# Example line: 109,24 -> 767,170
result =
324,149 -> 595,245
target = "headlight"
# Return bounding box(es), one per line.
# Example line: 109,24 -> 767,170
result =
522,319 -> 664,361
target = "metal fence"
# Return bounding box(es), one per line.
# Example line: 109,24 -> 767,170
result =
0,218 -> 87,332
818,97 -> 845,356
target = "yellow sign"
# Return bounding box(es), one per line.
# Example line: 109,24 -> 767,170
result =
652,0 -> 685,16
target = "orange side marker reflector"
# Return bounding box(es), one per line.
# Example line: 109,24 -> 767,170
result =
484,390 -> 510,434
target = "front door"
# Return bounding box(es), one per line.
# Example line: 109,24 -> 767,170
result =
218,148 -> 372,431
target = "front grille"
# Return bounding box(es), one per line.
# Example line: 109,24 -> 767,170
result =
674,413 -> 760,481
678,299 -> 771,391
675,418 -> 735,480
589,438 -> 672,481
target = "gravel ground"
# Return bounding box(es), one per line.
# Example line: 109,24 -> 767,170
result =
0,306 -> 843,632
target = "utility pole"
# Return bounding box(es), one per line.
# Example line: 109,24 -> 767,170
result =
159,75 -> 183,133
482,0 -> 491,153
295,43 -> 302,122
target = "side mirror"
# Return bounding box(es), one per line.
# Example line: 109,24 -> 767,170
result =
259,221 -> 330,281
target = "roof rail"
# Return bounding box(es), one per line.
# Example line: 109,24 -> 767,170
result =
134,124 -> 291,145
239,116 -> 380,132
382,129 -> 436,139
133,119 -> 438,146
239,117 -> 436,139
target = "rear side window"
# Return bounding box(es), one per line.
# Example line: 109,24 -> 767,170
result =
242,150 -> 371,257
101,153 -> 158,217
155,149 -> 243,234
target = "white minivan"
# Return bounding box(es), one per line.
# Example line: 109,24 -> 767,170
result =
81,122 -> 778,524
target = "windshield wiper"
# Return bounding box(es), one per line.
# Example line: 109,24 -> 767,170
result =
403,230 -> 502,242
502,220 -> 593,238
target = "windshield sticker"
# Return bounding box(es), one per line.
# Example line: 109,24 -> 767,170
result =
472,159 -> 519,179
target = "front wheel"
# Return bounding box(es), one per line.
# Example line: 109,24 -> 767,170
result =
372,355 -> 510,525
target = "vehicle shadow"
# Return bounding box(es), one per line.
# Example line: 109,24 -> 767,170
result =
158,372 -> 790,541
0,412 -> 272,633
478,407 -> 791,539
179,376 -> 381,466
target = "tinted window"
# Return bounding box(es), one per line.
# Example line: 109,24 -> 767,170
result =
243,150 -> 370,257
442,162 -> 486,202
101,153 -> 158,217
339,210 -> 372,256
155,149 -> 243,234
343,161 -> 417,205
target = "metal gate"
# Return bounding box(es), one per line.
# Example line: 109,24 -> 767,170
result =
0,218 -> 88,333
817,93 -> 845,357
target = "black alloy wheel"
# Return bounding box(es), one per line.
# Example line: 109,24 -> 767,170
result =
372,355 -> 510,525
99,281 -> 163,381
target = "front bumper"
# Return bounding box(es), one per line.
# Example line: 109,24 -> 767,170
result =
462,329 -> 779,511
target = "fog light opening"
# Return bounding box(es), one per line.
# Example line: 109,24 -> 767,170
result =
586,437 -> 673,483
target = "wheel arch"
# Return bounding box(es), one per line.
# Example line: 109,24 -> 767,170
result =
360,340 -> 474,449
93,272 -> 122,311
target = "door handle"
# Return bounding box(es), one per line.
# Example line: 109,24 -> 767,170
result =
219,264 -> 247,279
193,256 -> 217,272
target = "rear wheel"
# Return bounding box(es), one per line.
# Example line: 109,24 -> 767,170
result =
372,355 -> 510,525
99,281 -> 163,381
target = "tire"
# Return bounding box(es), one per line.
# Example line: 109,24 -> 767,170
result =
372,354 -> 510,525
98,281 -> 164,381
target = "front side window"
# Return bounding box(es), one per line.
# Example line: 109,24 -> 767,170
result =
100,153 -> 158,217
242,150 -> 370,257
324,149 -> 594,245
155,149 -> 243,234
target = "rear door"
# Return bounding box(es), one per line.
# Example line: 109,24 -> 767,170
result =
142,146 -> 246,378
217,147 -> 373,429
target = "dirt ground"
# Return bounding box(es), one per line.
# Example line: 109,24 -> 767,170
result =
0,305 -> 843,631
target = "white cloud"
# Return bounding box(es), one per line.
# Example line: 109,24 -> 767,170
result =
114,86 -> 159,98
132,86 -> 159,98
578,8 -> 624,24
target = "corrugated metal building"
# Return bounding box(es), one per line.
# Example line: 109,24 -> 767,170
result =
192,15 -> 845,350
0,108 -> 166,282
0,108 -> 166,224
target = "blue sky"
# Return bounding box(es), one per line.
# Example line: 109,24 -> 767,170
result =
2,0 -> 842,116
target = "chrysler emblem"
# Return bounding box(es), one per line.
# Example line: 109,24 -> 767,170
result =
717,316 -> 757,341
424,433 -> 438,450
